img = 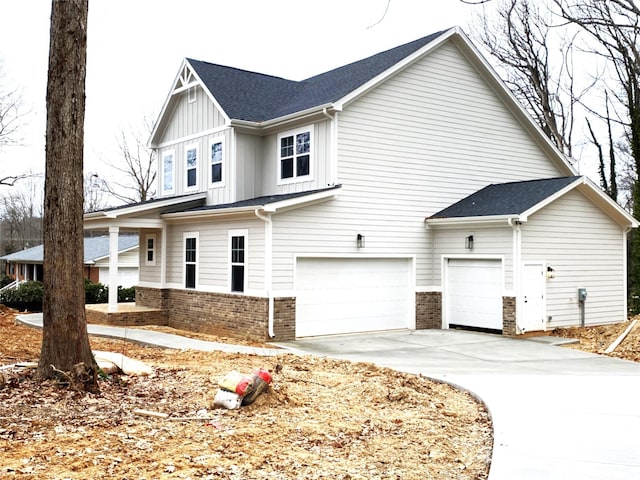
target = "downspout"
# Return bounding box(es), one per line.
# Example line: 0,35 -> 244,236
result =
255,208 -> 275,338
508,218 -> 522,333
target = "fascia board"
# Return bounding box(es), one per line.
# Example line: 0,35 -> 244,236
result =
185,60 -> 232,125
518,178 -> 584,221
229,103 -> 337,132
262,187 -> 340,213
426,214 -> 520,226
334,28 -> 457,111
161,205 -> 257,221
91,245 -> 139,264
450,28 -> 577,176
99,193 -> 207,219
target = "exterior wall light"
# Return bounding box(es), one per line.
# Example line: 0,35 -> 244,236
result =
546,266 -> 555,279
357,233 -> 365,248
465,234 -> 474,250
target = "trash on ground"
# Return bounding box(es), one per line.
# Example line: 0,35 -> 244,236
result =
214,367 -> 273,409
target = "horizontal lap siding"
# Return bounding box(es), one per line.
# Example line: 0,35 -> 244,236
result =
138,228 -> 162,285
522,190 -> 626,327
337,42 -> 565,287
165,220 -> 264,291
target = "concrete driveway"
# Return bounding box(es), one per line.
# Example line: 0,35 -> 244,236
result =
274,329 -> 640,480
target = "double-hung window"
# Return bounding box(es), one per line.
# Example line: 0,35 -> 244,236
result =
145,234 -> 156,266
162,150 -> 175,195
184,233 -> 198,289
278,126 -> 313,183
229,230 -> 247,292
210,137 -> 224,186
185,144 -> 198,190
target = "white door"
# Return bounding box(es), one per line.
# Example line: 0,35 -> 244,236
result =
521,263 -> 545,332
295,257 -> 412,337
446,258 -> 503,330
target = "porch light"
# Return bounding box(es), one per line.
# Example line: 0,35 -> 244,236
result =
357,233 -> 365,248
546,266 -> 555,279
465,235 -> 474,250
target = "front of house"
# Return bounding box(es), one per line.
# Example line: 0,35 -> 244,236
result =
84,27 -> 637,341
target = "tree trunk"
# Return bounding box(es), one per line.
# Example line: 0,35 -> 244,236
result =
37,0 -> 97,391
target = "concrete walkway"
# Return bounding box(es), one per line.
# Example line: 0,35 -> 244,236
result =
17,314 -> 640,479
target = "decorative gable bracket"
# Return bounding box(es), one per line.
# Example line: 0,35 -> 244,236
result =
172,64 -> 199,96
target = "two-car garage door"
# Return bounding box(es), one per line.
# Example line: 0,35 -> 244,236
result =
295,257 -> 412,337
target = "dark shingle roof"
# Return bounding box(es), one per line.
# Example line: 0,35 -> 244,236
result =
0,234 -> 139,264
184,185 -> 341,212
429,177 -> 581,219
188,30 -> 448,122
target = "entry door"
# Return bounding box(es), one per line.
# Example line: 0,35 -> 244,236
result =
522,263 -> 545,332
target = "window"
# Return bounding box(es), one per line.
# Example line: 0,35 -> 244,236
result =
185,145 -> 198,190
145,234 -> 156,266
230,231 -> 247,292
278,127 -> 312,183
210,137 -> 224,185
162,150 -> 175,194
184,233 -> 198,289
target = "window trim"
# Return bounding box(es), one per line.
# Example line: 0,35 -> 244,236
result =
184,232 -> 199,289
187,86 -> 196,103
229,229 -> 248,293
209,136 -> 225,187
277,125 -> 314,185
184,143 -> 199,192
161,149 -> 175,195
145,234 -> 156,267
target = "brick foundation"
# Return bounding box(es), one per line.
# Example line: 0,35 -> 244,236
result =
86,306 -> 166,327
273,297 -> 296,341
416,291 -> 442,329
502,296 -> 517,336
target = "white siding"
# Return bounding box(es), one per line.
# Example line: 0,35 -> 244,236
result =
335,41 -> 567,287
164,219 -> 265,292
522,189 -> 627,327
431,226 -> 513,289
157,86 -> 224,142
138,228 -> 162,285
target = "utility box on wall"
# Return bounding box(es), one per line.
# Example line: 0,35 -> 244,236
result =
578,288 -> 587,303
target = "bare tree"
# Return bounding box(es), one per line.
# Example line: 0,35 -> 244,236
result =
470,0 -> 592,158
0,62 -> 29,187
0,174 -> 43,254
84,172 -> 107,213
38,0 -> 98,391
96,123 -> 156,204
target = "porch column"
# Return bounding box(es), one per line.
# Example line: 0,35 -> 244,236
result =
108,226 -> 119,312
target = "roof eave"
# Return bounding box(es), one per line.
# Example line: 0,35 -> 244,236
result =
230,103 -> 338,132
426,214 -> 521,226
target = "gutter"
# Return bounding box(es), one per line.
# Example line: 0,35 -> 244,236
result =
255,208 -> 275,338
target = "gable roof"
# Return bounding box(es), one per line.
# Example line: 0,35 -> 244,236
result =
0,234 -> 139,264
429,177 -> 581,219
427,176 -> 638,228
187,30 -> 448,123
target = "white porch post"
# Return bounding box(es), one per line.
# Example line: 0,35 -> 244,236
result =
108,226 -> 119,312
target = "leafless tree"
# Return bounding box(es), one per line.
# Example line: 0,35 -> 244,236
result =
0,62 -> 29,187
84,172 -> 107,213
96,123 -> 156,204
470,0 -> 594,158
0,174 -> 43,254
38,0 -> 98,391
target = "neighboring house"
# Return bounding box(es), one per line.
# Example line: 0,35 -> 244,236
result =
84,27 -> 637,341
1,234 -> 139,288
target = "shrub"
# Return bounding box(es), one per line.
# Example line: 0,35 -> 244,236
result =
85,280 -> 108,304
1,281 -> 44,312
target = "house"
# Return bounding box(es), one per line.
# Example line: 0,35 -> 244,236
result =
83,26 -> 637,341
1,234 -> 139,288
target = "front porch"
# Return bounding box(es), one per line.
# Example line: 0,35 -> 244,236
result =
86,303 -> 166,328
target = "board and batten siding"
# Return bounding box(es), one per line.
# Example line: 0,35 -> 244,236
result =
336,41 -> 566,287
430,226 -> 513,290
521,189 -> 627,327
164,219 -> 265,293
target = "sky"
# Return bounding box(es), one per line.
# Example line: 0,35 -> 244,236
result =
0,0 -> 480,185
0,0 -> 602,197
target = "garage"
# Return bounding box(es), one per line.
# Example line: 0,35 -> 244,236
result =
445,258 -> 503,331
295,257 -> 412,337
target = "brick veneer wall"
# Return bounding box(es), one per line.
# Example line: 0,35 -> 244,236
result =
502,296 -> 517,336
416,291 -> 442,329
86,308 -> 165,327
273,297 -> 296,341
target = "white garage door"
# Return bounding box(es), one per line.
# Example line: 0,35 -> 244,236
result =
446,258 -> 503,330
99,267 -> 139,288
296,257 -> 412,337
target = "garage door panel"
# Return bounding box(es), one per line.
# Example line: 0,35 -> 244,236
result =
446,259 -> 502,330
296,258 -> 411,337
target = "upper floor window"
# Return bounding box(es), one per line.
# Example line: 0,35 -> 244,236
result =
162,150 -> 175,195
145,234 -> 156,266
278,126 -> 313,184
210,137 -> 224,186
185,144 -> 198,190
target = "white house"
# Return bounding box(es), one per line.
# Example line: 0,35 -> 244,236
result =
83,27 -> 637,341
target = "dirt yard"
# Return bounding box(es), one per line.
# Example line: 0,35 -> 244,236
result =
550,315 -> 640,362
0,306 -> 492,479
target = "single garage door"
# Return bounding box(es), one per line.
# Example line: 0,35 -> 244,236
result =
446,258 -> 503,330
296,257 -> 412,337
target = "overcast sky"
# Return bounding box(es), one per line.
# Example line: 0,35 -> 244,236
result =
0,0 -> 482,183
